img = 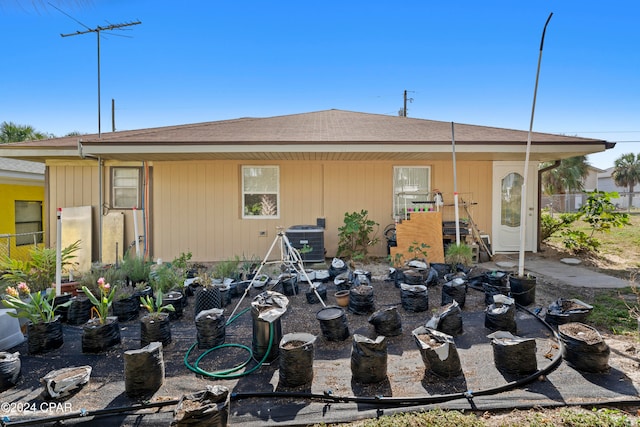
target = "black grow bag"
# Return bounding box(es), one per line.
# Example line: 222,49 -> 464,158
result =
278,333 -> 316,388
558,322 -> 610,373
350,334 -> 387,384
67,296 -> 93,325
368,306 -> 403,336
113,296 -> 140,322
0,352 -> 21,391
412,326 -> 462,378
27,316 -> 64,354
173,385 -> 230,427
488,331 -> 537,375
400,284 -> 428,312
508,274 -> 536,306
140,313 -> 172,347
195,308 -> 226,349
316,306 -> 350,341
441,277 -> 467,308
305,284 -> 327,305
194,287 -> 222,318
82,317 -> 122,353
545,298 -> 593,326
348,285 -> 375,315
485,295 -> 517,334
427,301 -> 463,337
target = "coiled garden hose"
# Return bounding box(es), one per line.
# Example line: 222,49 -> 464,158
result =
184,306 -> 275,379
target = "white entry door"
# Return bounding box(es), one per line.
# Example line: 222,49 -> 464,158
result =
492,162 -> 537,253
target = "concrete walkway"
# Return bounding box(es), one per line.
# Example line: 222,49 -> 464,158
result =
478,256 -> 631,289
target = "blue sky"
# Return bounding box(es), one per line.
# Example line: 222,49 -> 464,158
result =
1,1 -> 638,169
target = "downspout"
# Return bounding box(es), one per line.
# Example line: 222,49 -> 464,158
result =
537,160 -> 560,252
78,140 -> 104,263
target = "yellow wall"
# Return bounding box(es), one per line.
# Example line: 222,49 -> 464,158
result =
0,182 -> 45,260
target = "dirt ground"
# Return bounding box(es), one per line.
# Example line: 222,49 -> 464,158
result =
2,244 -> 640,426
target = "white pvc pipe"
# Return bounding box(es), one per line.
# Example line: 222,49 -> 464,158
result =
55,208 -> 62,296
133,207 -> 141,258
451,122 -> 460,246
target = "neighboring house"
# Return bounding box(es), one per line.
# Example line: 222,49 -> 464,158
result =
597,167 -> 640,209
541,164 -> 605,213
0,157 -> 45,260
0,110 -> 613,267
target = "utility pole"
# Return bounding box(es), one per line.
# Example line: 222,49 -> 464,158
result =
403,90 -> 414,117
61,21 -> 141,138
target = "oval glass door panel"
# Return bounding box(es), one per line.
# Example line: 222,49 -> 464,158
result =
501,172 -> 523,227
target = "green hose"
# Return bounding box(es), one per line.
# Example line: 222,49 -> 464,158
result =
184,306 -> 275,379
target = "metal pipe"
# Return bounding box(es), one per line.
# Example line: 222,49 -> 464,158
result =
518,12 -> 553,277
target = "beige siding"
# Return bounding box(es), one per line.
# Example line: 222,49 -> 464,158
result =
151,160 -> 493,263
47,162 -> 100,259
45,159 -> 493,265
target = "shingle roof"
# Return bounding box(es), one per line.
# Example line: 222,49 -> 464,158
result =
0,109 -> 612,162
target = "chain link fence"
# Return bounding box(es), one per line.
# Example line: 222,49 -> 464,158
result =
541,191 -> 640,214
0,232 -> 44,261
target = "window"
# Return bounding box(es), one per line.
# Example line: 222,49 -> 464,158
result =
393,166 -> 431,216
15,201 -> 43,246
242,166 -> 279,218
112,167 -> 141,209
501,172 -> 523,227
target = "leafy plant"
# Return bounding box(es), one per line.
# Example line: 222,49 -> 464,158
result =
120,252 -> 151,285
544,191 -> 630,255
212,258 -> 239,280
336,209 -> 379,262
150,263 -> 183,294
81,277 -> 116,325
540,209 -> 580,243
0,240 -> 81,291
239,254 -> 259,280
445,242 -> 474,268
388,241 -> 430,267
2,284 -> 71,324
139,291 -> 175,320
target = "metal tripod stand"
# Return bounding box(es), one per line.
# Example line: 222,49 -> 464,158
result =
228,227 -> 326,320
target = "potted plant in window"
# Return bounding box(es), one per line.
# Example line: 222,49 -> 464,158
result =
139,291 -> 174,347
2,283 -> 71,354
81,277 -> 121,353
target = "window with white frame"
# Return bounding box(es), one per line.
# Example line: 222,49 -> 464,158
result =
14,201 -> 43,246
112,167 -> 141,209
393,166 -> 431,216
242,166 -> 279,218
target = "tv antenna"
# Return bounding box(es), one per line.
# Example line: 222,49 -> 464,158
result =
54,3 -> 141,137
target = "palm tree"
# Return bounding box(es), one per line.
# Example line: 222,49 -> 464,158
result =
0,121 -> 49,143
541,155 -> 589,211
612,153 -> 640,211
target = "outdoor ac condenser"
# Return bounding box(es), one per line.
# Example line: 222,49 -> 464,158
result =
286,225 -> 325,263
